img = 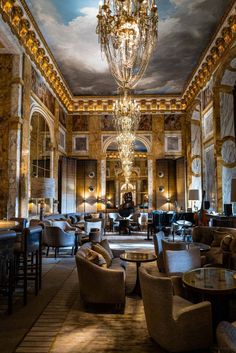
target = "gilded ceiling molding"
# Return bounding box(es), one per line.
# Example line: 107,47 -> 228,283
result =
183,5 -> 236,106
73,96 -> 186,114
0,0 -> 74,112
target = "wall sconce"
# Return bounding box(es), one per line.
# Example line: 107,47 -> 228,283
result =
166,197 -> 171,203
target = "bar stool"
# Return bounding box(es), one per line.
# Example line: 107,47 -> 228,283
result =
15,226 -> 43,305
0,230 -> 16,314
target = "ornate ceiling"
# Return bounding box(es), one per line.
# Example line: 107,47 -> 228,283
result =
24,0 -> 233,97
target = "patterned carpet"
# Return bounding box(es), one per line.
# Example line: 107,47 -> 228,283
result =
2,235 -> 217,353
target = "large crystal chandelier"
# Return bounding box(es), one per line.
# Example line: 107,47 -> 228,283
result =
97,0 -> 158,90
97,0 -> 158,186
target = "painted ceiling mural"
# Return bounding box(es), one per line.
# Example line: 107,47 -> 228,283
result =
24,0 -> 232,96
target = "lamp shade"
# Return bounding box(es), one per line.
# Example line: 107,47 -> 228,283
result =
188,189 -> 199,201
31,177 -> 55,199
231,179 -> 236,202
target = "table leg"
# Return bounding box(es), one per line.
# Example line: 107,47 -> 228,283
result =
132,262 -> 141,296
145,225 -> 153,241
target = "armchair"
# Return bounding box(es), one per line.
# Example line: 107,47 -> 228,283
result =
139,267 -> 212,352
164,247 -> 201,276
217,321 -> 236,353
44,225 -> 76,258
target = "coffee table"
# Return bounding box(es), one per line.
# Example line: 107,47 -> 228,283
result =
120,251 -> 157,296
183,267 -> 236,328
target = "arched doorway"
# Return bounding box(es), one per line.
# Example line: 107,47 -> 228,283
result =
105,138 -> 148,208
29,112 -> 53,217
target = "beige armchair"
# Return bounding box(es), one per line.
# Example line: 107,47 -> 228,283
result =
139,267 -> 212,352
165,247 -> 201,276
161,238 -> 186,273
217,321 -> 236,353
76,242 -> 125,308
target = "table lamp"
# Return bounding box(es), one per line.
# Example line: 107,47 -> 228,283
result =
188,189 -> 199,211
31,177 -> 55,220
231,179 -> 236,215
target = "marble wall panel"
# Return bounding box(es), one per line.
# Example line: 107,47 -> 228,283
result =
203,108 -> 213,141
221,69 -> 236,86
192,108 -> 201,121
231,58 -> 236,69
222,166 -> 236,205
202,80 -> 213,110
203,145 -> 216,207
139,114 -> 152,131
191,124 -> 201,156
31,68 -> 55,114
164,114 -> 182,130
220,92 -> 234,138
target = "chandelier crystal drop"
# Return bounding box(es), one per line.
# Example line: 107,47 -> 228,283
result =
97,0 -> 158,90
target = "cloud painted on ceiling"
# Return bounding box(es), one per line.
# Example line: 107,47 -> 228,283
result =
25,0 -> 232,96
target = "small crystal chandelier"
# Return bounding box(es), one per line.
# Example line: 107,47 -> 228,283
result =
97,0 -> 158,90
113,90 -> 141,134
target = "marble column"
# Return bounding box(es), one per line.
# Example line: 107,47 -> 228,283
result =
7,55 -> 23,218
20,55 -> 31,217
137,179 -> 141,205
148,159 -> 153,209
53,101 -> 60,213
115,180 -> 119,207
100,159 -> 106,210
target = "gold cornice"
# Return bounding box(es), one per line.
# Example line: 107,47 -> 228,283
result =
183,4 -> 236,106
19,0 -> 72,96
0,0 -> 73,112
73,96 -> 186,113
183,0 -> 236,94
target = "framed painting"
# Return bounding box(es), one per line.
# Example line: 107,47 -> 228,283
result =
165,132 -> 182,155
59,128 -> 66,151
73,135 -> 88,153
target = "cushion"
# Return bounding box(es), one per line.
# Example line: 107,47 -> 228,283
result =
100,239 -> 114,259
85,248 -> 107,268
92,243 -> 112,267
221,235 -> 234,252
211,231 -> 230,247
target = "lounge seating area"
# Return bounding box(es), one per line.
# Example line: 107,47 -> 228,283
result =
0,0 -> 236,352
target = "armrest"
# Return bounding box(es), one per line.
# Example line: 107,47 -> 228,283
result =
176,301 -> 212,321
170,276 -> 185,297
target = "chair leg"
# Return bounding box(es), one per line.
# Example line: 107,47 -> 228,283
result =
7,257 -> 14,314
39,248 -> 42,290
54,248 -> 57,259
23,253 -> 27,306
46,246 -> 49,257
35,250 -> 39,296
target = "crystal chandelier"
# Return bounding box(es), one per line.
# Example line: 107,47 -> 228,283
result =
113,90 -> 141,134
97,0 -> 158,90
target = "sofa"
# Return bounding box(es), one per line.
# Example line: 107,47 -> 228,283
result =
75,240 -> 126,308
192,226 -> 236,268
